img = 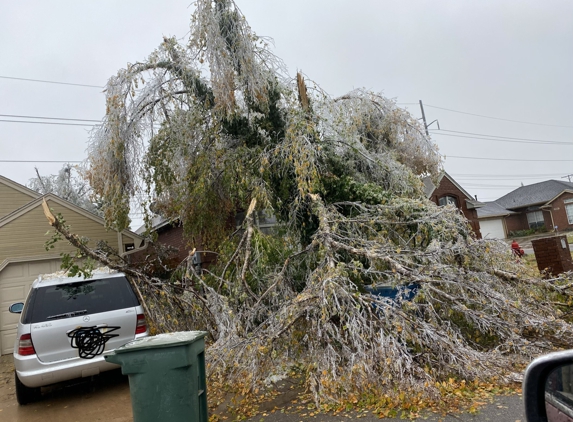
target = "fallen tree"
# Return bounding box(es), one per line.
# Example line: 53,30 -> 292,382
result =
49,0 -> 573,411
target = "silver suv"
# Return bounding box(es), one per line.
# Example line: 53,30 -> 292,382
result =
9,270 -> 148,404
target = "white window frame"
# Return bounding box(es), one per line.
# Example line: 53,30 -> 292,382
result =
566,203 -> 573,225
526,210 -> 545,229
438,195 -> 458,207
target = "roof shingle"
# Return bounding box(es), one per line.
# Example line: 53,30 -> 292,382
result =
476,201 -> 516,218
495,180 -> 573,210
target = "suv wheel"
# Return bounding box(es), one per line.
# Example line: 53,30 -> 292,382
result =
15,373 -> 40,405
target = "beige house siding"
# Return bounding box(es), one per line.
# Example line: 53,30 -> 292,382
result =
121,232 -> 141,250
0,183 -> 37,219
0,258 -> 61,355
0,176 -> 147,356
0,200 -> 121,263
48,200 -> 122,250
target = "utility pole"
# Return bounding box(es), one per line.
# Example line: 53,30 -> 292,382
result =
419,100 -> 439,136
562,174 -> 573,182
419,100 -> 429,136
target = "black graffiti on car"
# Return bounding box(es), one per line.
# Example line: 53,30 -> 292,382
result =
67,325 -> 120,359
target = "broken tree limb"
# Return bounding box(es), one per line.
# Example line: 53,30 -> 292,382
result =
42,199 -> 56,226
240,198 -> 259,301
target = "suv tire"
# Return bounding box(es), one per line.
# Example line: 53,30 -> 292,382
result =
15,373 -> 40,405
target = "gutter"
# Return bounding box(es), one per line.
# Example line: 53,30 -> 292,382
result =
540,202 -> 556,231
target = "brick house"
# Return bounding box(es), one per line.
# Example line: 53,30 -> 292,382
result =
133,205 -> 280,271
477,180 -> 573,239
133,216 -> 218,271
423,172 -> 484,238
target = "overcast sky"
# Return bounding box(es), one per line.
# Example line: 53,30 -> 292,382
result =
1,0 -> 572,228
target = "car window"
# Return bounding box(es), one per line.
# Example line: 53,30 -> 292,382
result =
546,363 -> 573,421
24,276 -> 139,323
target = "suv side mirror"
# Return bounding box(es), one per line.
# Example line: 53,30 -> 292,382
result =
9,303 -> 24,314
524,350 -> 573,421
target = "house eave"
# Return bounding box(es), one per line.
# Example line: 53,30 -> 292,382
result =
543,189 -> 573,207
441,172 -> 479,202
0,175 -> 41,200
0,194 -> 145,252
477,213 -> 512,220
504,201 -> 548,211
465,199 -> 485,209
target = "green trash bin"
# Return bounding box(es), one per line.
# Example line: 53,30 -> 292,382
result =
105,331 -> 208,422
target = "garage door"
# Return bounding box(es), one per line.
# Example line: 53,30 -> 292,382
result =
0,259 -> 60,355
479,218 -> 506,239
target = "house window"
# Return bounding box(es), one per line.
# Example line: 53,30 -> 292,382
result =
526,211 -> 545,229
235,209 -> 278,235
438,195 -> 458,207
566,204 -> 573,225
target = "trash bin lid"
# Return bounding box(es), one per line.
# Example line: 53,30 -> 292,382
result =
114,331 -> 208,353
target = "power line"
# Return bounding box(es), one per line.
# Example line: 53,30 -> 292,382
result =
0,113 -> 101,123
456,177 -> 567,182
430,129 -> 573,145
463,187 -> 519,190
0,74 -> 569,132
432,132 -> 569,145
0,75 -> 103,89
0,160 -> 82,163
453,172 -> 565,178
456,177 -> 564,182
447,155 -> 573,162
461,183 -> 524,188
0,119 -> 96,127
424,103 -> 573,129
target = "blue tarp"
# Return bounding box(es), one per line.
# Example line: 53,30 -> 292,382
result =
364,283 -> 419,302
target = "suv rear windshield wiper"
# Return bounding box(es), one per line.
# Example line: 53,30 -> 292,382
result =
46,309 -> 88,320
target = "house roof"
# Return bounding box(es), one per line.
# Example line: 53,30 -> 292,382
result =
477,180 -> 573,220
476,201 -> 516,219
465,199 -> 485,209
543,189 -> 573,207
134,215 -> 174,234
0,193 -> 143,241
0,175 -> 143,241
0,175 -> 41,199
422,177 -> 436,198
423,172 -> 485,209
495,180 -> 573,210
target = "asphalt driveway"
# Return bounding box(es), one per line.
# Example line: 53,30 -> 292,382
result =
0,354 -> 133,421
0,354 -> 527,422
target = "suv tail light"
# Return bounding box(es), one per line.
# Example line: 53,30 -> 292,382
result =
135,313 -> 147,335
18,333 -> 36,356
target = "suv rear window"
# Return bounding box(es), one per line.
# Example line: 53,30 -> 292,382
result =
23,276 -> 139,324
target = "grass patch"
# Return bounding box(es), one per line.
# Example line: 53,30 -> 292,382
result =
522,253 -> 539,272
520,250 -> 573,275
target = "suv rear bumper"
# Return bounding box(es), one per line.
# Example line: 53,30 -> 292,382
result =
14,352 -> 120,388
